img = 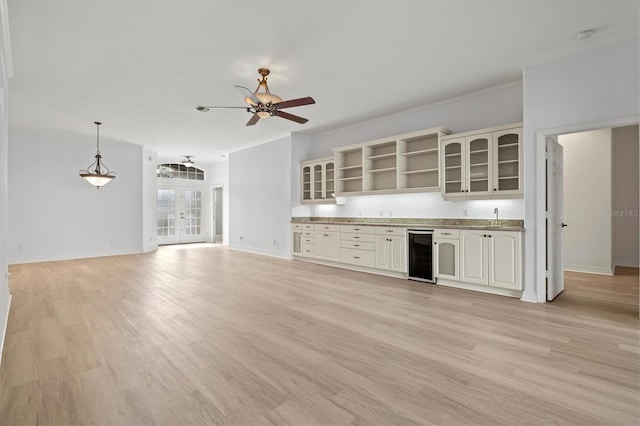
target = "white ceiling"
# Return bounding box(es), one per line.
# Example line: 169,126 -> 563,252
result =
7,0 -> 639,162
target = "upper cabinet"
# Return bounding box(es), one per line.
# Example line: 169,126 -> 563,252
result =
301,157 -> 336,204
333,127 -> 447,196
441,124 -> 522,199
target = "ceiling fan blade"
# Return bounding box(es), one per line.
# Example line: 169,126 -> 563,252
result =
276,111 -> 308,124
195,105 -> 249,112
246,113 -> 261,126
274,97 -> 316,109
235,85 -> 262,105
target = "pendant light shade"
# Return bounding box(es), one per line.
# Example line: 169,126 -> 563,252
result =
79,121 -> 116,188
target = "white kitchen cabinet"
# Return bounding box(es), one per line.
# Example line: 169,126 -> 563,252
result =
291,224 -> 302,256
441,124 -> 522,199
334,127 -> 448,196
460,231 -> 489,285
433,229 -> 459,281
300,158 -> 336,204
459,229 -> 522,290
313,224 -> 340,262
375,231 -> 406,273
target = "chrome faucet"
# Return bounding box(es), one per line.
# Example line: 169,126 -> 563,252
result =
494,208 -> 499,221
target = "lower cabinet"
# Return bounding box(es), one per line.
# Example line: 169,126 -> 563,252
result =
314,231 -> 340,262
291,224 -> 302,256
460,229 -> 522,290
375,235 -> 406,272
433,229 -> 460,281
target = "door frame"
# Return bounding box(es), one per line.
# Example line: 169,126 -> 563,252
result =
157,184 -> 208,245
212,185 -> 223,243
533,115 -> 640,303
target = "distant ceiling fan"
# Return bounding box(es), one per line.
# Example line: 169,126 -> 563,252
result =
195,68 -> 316,126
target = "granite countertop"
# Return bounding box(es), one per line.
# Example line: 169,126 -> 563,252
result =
291,217 -> 524,232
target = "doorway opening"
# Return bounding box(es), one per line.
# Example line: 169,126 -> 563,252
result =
213,186 -> 223,243
544,124 -> 639,315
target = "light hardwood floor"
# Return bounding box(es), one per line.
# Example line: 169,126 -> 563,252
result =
0,245 -> 638,425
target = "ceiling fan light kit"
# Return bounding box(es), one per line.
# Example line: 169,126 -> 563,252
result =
182,156 -> 194,167
196,68 -> 316,126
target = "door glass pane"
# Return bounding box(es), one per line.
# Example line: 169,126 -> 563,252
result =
438,242 -> 456,276
157,189 -> 176,237
184,190 -> 203,236
468,138 -> 489,192
497,133 -> 519,191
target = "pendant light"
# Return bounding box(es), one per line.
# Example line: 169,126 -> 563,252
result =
79,121 -> 116,188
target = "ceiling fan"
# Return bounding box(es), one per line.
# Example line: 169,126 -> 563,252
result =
195,68 -> 316,126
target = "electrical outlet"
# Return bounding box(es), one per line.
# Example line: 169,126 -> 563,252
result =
273,239 -> 277,246
388,210 -> 393,217
16,244 -> 22,252
379,210 -> 384,217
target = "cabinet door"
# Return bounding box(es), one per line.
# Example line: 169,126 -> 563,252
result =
301,165 -> 312,201
375,236 -> 390,269
326,232 -> 340,262
389,236 -> 406,272
465,133 -> 492,196
492,128 -> 522,195
324,161 -> 335,200
441,139 -> 465,196
488,231 -> 522,290
314,232 -> 327,259
434,238 -> 459,281
292,231 -> 302,256
313,164 -> 324,200
460,230 -> 488,285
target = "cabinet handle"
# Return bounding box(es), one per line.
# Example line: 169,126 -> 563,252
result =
442,232 -> 451,235
488,235 -> 492,238
386,230 -> 393,233
354,256 -> 360,259
483,234 -> 487,237
434,242 -> 437,244
354,244 -> 360,247
324,234 -> 328,237
493,188 -> 497,191
354,236 -> 360,239
354,228 -> 360,231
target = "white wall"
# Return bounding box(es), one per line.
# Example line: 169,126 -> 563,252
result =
229,136 -> 294,257
312,193 -> 523,220
559,129 -> 612,275
612,125 -> 640,268
142,148 -> 158,252
308,81 -> 523,159
523,36 -> 640,302
8,128 -> 145,263
0,0 -> 11,360
209,159 -> 229,245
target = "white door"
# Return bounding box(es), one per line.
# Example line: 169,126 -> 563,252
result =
326,232 -> 340,262
389,236 -> 406,272
375,236 -> 390,269
434,239 -> 459,281
547,138 -> 565,300
488,232 -> 521,290
157,187 -> 206,245
460,230 -> 488,285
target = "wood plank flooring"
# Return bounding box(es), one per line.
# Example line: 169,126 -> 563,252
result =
0,244 -> 638,425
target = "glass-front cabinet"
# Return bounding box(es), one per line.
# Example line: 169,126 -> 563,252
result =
441,125 -> 522,198
300,157 -> 336,204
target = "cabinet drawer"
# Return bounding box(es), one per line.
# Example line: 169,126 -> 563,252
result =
303,231 -> 314,237
302,223 -> 314,230
313,224 -> 341,232
302,237 -> 314,244
434,229 -> 459,239
301,244 -> 314,257
375,226 -> 406,236
340,248 -> 375,268
291,223 -> 303,230
340,240 -> 375,251
341,232 -> 376,243
341,225 -> 375,234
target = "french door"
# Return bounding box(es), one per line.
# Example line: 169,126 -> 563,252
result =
157,187 -> 206,245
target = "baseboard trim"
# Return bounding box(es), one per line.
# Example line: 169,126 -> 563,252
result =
614,259 -> 640,268
229,245 -> 291,260
8,248 -> 144,265
564,264 -> 614,276
293,256 -> 407,280
0,293 -> 12,366
436,279 -> 522,298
